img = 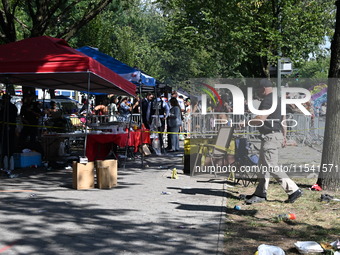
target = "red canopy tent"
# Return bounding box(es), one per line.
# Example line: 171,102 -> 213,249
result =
0,36 -> 136,96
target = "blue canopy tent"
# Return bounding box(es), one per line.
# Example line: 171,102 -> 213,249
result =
77,46 -> 160,167
77,46 -> 156,88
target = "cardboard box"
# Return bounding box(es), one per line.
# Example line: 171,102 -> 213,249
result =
96,159 -> 117,189
72,161 -> 95,190
14,152 -> 42,168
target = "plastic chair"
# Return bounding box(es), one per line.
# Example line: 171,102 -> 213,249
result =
191,126 -> 234,177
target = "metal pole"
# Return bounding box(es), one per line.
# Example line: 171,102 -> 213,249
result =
83,72 -> 91,158
277,0 -> 282,100
139,84 -> 144,169
277,58 -> 282,99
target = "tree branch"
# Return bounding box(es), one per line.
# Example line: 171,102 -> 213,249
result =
57,0 -> 113,40
0,0 -> 17,42
13,15 -> 30,31
40,0 -> 72,34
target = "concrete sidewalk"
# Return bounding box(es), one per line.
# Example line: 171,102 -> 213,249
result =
0,151 -> 227,255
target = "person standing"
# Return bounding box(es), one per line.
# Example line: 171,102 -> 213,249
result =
132,95 -> 140,114
245,79 -> 303,204
141,93 -> 154,129
20,96 -> 41,142
118,97 -> 132,121
167,97 -> 182,152
108,96 -> 118,122
151,94 -> 170,153
0,94 -> 18,168
184,98 -> 192,138
166,91 -> 178,149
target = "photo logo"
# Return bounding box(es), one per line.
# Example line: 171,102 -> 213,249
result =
200,84 -> 312,116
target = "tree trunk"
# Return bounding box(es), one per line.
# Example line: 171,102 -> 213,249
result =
317,0 -> 340,191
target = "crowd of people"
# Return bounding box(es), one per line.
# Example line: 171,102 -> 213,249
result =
75,91 -> 194,153
0,85 -> 327,168
0,90 -> 194,165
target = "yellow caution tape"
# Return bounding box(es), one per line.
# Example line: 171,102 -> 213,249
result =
0,121 -> 326,135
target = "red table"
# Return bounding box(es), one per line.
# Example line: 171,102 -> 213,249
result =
86,130 -> 150,161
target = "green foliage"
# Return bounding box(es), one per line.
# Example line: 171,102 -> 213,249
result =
1,0 -> 334,84
0,0 -> 114,43
156,0 -> 335,78
295,57 -> 330,79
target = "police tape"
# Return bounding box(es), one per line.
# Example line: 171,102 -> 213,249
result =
0,121 -> 326,135
147,127 -> 325,136
0,121 -> 73,130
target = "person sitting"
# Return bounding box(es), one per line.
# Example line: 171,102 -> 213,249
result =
44,101 -> 67,132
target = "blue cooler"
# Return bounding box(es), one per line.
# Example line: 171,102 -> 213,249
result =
14,152 -> 42,168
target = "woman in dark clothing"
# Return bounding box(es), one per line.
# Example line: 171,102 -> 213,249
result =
0,94 -> 18,164
167,97 -> 182,152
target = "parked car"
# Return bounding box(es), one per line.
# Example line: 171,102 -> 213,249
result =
37,98 -> 79,115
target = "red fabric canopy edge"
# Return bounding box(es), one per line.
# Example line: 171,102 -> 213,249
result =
0,36 -> 136,96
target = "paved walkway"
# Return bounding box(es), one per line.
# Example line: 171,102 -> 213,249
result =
0,145 -> 321,255
0,152 -> 226,255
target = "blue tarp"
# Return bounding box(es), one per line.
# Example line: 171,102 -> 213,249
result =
77,46 -> 156,87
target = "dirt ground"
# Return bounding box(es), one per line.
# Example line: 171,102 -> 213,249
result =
224,177 -> 339,254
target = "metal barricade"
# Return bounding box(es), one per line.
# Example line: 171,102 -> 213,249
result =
286,114 -> 324,146
131,114 -> 141,124
190,112 -> 326,145
190,113 -> 258,140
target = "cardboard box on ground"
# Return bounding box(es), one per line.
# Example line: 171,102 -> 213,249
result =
72,161 -> 95,190
72,160 -> 117,190
96,159 -> 117,189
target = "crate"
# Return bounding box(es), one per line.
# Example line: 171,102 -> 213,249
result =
14,152 -> 42,168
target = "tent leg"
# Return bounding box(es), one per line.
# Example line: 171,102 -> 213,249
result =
123,114 -> 133,169
83,73 -> 91,159
139,85 -> 144,169
1,83 -> 12,171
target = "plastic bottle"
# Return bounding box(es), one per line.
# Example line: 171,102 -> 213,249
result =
234,205 -> 241,210
171,168 -> 178,179
9,156 -> 14,171
58,141 -> 65,156
3,156 -> 8,170
277,213 -> 296,221
152,138 -> 161,155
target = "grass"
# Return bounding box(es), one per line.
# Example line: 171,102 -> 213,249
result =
224,177 -> 340,254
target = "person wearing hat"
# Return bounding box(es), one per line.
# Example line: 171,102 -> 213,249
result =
245,79 -> 302,204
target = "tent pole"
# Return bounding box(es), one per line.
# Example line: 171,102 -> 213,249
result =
123,113 -> 133,169
0,94 -> 4,169
139,85 -> 144,169
0,84 -> 10,170
41,89 -> 46,137
83,72 -> 91,158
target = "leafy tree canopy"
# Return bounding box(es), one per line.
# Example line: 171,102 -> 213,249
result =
0,0 -> 118,43
156,0 -> 335,78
